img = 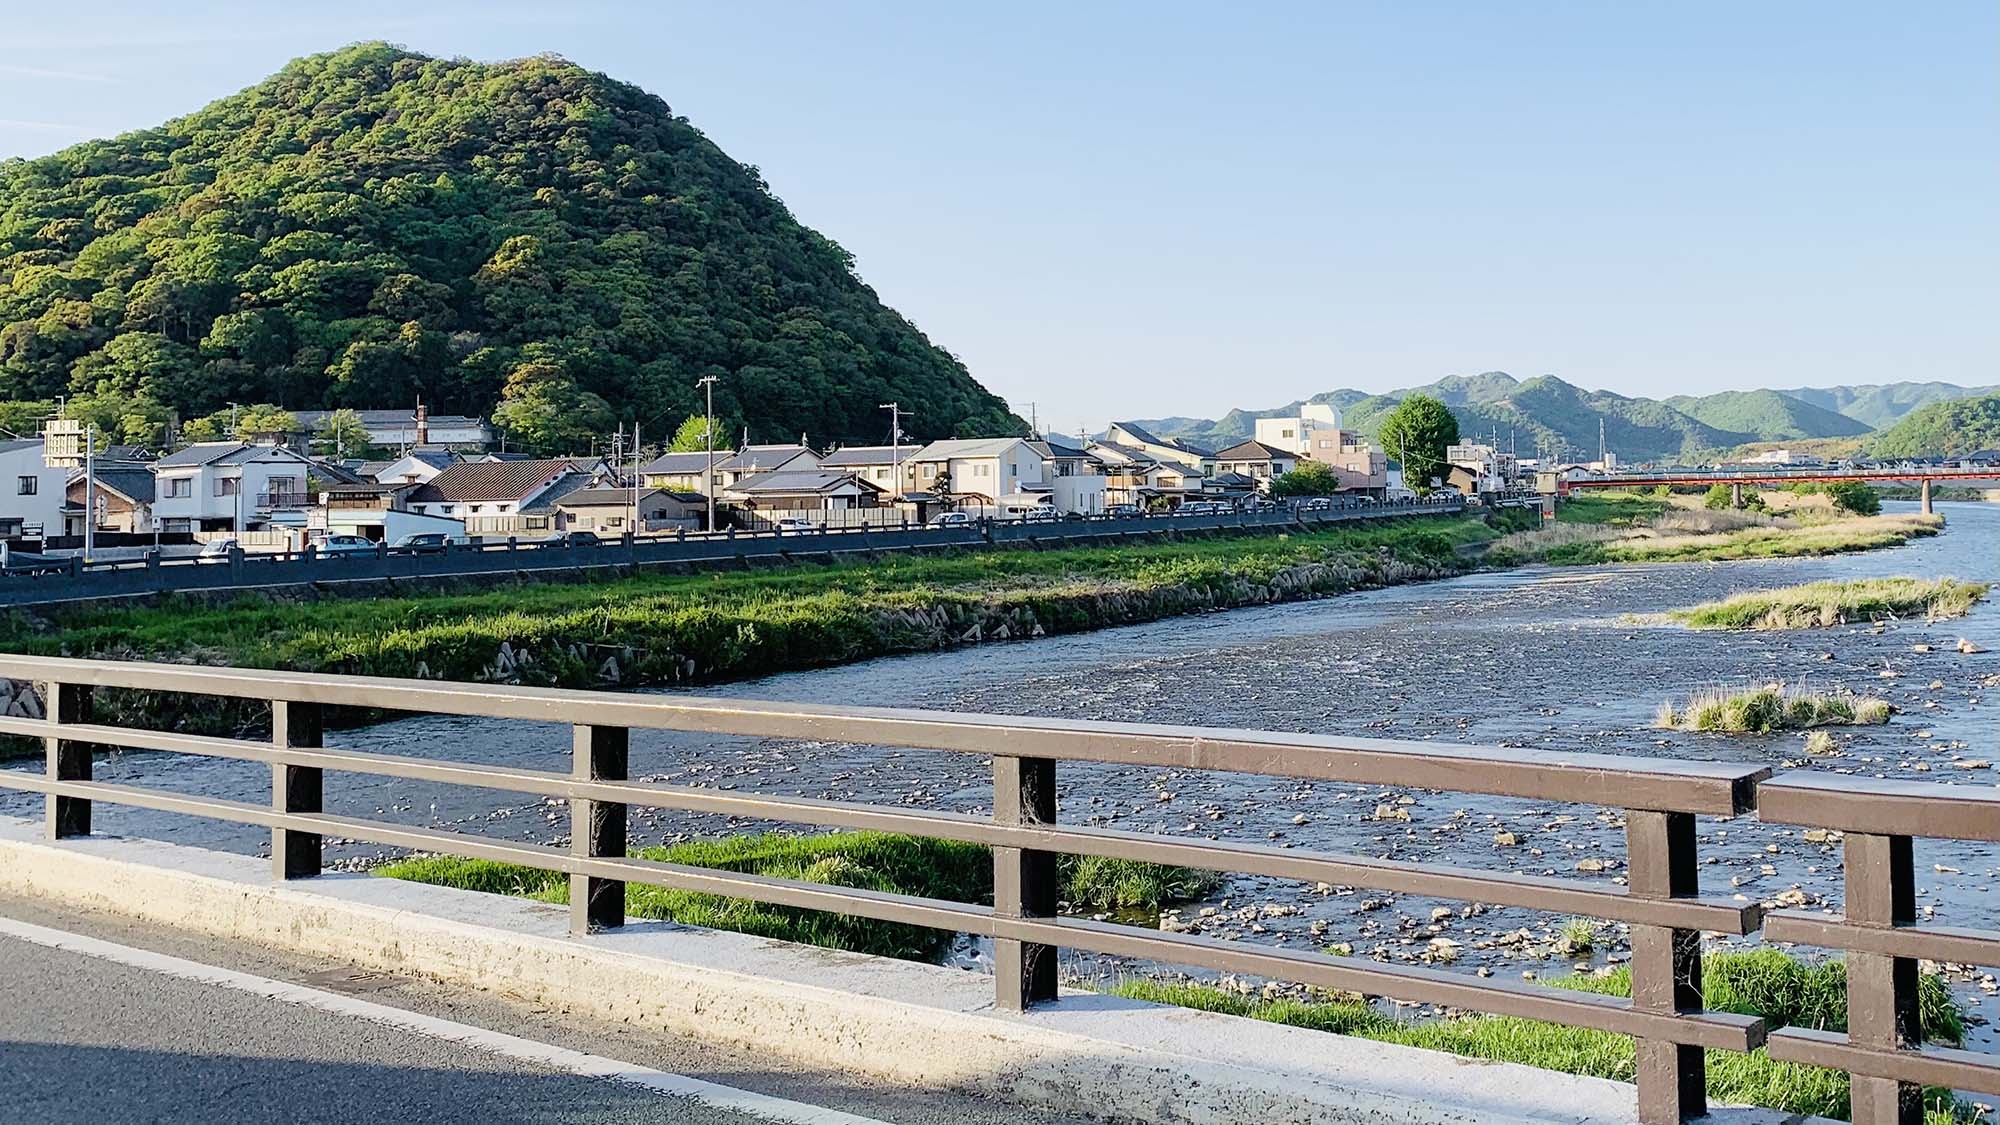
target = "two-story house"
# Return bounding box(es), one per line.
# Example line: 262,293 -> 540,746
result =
903,438 -> 1050,515
1213,440 -> 1298,491
0,438 -> 70,539
817,446 -> 910,497
639,449 -> 734,495
152,442 -> 320,533
711,444 -> 820,488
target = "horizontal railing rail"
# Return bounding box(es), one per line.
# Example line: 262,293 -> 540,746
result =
10,653 -> 1990,1120
1756,773 -> 2000,1124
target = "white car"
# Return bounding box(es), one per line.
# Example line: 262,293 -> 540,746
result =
929,512 -> 974,528
197,538 -> 238,560
773,517 -> 813,533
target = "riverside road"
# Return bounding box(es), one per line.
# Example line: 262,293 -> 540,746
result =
0,896 -> 1086,1125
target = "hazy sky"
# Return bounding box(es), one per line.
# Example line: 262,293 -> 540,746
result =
3,2 -> 1994,433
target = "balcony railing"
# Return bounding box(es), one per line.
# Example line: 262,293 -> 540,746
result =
0,654 -> 1992,1125
254,491 -> 314,510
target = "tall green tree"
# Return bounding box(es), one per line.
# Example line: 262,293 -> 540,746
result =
668,412 -> 717,453
315,408 -> 378,458
491,362 -> 614,454
1267,460 -> 1339,497
1378,395 -> 1460,494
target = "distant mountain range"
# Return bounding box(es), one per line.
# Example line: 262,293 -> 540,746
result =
1124,375 -> 1999,462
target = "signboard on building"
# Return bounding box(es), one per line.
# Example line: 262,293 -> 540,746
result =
41,419 -> 85,468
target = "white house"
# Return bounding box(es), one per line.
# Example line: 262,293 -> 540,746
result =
0,438 -> 71,539
361,449 -> 455,486
152,442 -> 320,533
403,459 -> 597,537
1103,422 -> 1213,471
1031,438 -> 1106,515
903,438 -> 1050,515
1253,402 -> 1342,455
818,445 -> 912,497
1445,443 -> 1518,495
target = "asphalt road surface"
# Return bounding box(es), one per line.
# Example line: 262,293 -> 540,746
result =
0,896 -> 1087,1125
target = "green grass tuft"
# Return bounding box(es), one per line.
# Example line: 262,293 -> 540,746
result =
1656,682 -> 1893,733
1670,578 -> 1989,631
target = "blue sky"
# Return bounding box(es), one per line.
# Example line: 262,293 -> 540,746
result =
2,2 -> 1994,433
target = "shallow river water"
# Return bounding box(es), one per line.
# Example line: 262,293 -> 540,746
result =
6,501 -> 1996,1023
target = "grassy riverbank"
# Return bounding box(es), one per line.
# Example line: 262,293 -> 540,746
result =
0,514 -> 1520,742
376,830 -> 1221,961
1111,950 -> 1970,1122
1488,491 -> 1944,566
1669,577 -> 1990,630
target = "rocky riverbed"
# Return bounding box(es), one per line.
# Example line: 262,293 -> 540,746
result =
6,501 -> 1995,1037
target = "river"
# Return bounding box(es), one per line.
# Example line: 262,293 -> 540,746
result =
5,501 -> 1996,1019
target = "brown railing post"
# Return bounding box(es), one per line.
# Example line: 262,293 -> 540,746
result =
570,724 -> 628,934
271,700 -> 324,879
992,753 -> 1057,1011
1627,809 -> 1705,1122
41,679 -> 92,839
1845,832 -> 1922,1125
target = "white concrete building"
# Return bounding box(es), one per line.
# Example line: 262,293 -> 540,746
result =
0,438 -> 71,539
1253,403 -> 1341,456
152,442 -> 320,533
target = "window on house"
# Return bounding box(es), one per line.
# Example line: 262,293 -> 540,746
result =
163,477 -> 190,499
15,476 -> 35,495
214,478 -> 239,497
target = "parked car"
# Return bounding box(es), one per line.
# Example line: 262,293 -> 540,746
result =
541,530 -> 602,547
772,517 -> 813,533
928,512 -> 974,528
1011,508 -> 1058,522
1104,504 -> 1140,517
197,538 -> 238,560
391,532 -> 452,554
319,534 -> 378,556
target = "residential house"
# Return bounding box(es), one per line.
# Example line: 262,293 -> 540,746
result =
639,449 -> 734,495
1444,444 -> 1518,496
0,438 -> 71,539
1102,422 -> 1214,471
818,445 -> 911,497
1213,440 -> 1298,491
554,487 -> 703,534
152,442 -> 320,533
719,471 -> 883,527
903,438 -> 1049,515
1253,403 -> 1342,455
315,482 -> 468,543
291,406 -> 495,451
1086,442 -> 1172,509
360,448 -> 456,486
711,444 -> 820,488
64,462 -> 157,535
404,459 -> 597,537
1027,438 -> 1106,515
1305,430 -> 1387,495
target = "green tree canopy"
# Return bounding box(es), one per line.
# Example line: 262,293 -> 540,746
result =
668,412 -> 718,453
314,408 -> 377,458
1267,459 -> 1340,497
491,362 -> 614,453
1378,395 -> 1460,494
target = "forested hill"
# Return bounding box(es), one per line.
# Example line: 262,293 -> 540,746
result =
0,43 -> 1021,449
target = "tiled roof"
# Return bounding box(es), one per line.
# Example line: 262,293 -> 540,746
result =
641,450 -> 733,474
155,442 -> 249,467
818,445 -> 906,467
1110,421 -> 1164,445
407,459 -> 576,503
714,445 -> 814,473
90,466 -> 157,503
555,486 -> 683,508
907,438 -> 1028,461
727,470 -> 872,495
1215,440 -> 1293,461
291,409 -> 489,430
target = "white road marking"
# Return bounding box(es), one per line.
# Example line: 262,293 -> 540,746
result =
0,914 -> 894,1125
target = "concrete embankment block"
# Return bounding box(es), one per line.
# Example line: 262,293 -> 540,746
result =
0,818 -> 1814,1125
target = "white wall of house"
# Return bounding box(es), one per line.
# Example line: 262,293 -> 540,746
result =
1051,474 -> 1107,514
153,447 -> 317,531
0,442 -> 70,537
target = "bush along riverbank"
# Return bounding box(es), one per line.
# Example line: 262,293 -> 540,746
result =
0,513 -> 1525,746
375,830 -> 1222,961
1654,682 -> 1893,733
1666,577 -> 1990,631
1109,949 -> 1973,1122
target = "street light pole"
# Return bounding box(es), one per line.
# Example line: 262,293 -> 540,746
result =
697,373 -> 720,533
880,402 -> 911,512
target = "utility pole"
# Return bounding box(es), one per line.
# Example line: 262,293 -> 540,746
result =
1598,418 -> 1607,469
83,422 -> 95,562
630,419 -> 642,537
698,373 -> 720,533
881,402 -> 911,508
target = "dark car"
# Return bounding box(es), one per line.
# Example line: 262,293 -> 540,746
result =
541,530 -> 602,547
392,532 -> 452,554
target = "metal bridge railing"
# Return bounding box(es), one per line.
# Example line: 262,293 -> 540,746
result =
0,654 -> 1993,1123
